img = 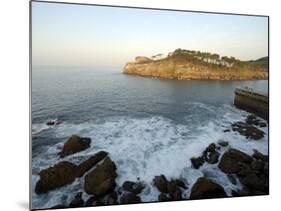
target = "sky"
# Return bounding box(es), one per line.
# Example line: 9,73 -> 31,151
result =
32,1 -> 268,67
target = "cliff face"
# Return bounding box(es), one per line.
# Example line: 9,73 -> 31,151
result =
123,50 -> 268,80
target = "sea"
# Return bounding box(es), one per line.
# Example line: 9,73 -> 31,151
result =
31,66 -> 268,209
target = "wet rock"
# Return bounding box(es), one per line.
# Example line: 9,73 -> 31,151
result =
69,192 -> 84,208
203,143 -> 220,164
191,156 -> 204,169
172,189 -> 182,200
85,197 -> 103,207
252,150 -> 268,162
158,192 -> 171,201
84,157 -> 117,196
218,148 -> 253,174
231,121 -> 264,140
167,180 -> 180,194
239,173 -> 268,193
246,115 -> 267,127
35,161 -> 78,194
251,159 -> 264,171
218,140 -> 229,147
105,191 -> 118,205
59,135 -> 91,158
173,179 -> 187,189
122,181 -> 144,194
77,151 -> 108,177
120,192 -> 141,204
153,175 -> 168,193
190,177 -> 227,199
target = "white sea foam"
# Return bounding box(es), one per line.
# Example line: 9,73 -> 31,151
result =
32,123 -> 50,135
32,105 -> 268,209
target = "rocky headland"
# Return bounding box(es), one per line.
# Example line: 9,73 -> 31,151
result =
123,49 -> 268,80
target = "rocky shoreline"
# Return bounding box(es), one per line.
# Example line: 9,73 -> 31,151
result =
33,113 -> 268,209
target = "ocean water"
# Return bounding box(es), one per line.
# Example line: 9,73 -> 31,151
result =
31,66 -> 268,209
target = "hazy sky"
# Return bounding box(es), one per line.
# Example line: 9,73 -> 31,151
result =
32,1 -> 268,67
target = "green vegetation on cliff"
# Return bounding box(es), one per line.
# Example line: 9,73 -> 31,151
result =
123,49 -> 268,80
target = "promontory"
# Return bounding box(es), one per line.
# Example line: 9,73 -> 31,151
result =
123,49 -> 268,80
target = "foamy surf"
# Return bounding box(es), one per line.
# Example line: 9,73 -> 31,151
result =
31,104 -> 268,209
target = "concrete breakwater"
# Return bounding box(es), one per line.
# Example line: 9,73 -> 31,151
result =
234,87 -> 268,120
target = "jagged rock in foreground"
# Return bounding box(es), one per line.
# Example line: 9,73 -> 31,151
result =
59,135 -> 91,158
35,151 -> 108,194
153,175 -> 186,201
123,49 -> 268,80
190,177 -> 227,199
231,121 -> 265,140
190,143 -> 221,169
122,181 -> 144,194
218,148 -> 269,195
84,157 -> 117,196
35,161 -> 78,194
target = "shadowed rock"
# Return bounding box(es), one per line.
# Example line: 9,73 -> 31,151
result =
35,161 -> 78,194
190,177 -> 227,199
153,175 -> 168,193
191,156 -> 204,169
218,148 -> 253,174
84,157 -> 117,196
59,135 -> 91,158
120,192 -> 141,204
122,181 -> 144,194
35,151 -> 108,194
231,122 -> 264,140
77,151 -> 108,177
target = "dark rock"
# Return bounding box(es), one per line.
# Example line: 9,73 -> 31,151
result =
122,181 -> 144,194
158,193 -> 171,201
59,135 -> 91,158
172,189 -> 182,200
190,177 -> 227,199
218,148 -> 253,174
84,157 -> 117,196
85,197 -> 103,207
77,151 -> 108,177
218,140 -> 229,147
105,192 -> 118,205
120,192 -> 141,204
223,129 -> 230,133
237,163 -> 252,177
252,150 -> 268,162
35,161 -> 78,194
263,163 -> 269,175
173,179 -> 187,189
191,156 -> 204,169
231,122 -> 264,140
203,143 -> 220,164
69,192 -> 84,208
239,173 -> 268,193
246,115 -> 267,128
153,175 -> 168,193
251,159 -> 264,172
167,180 -> 181,194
